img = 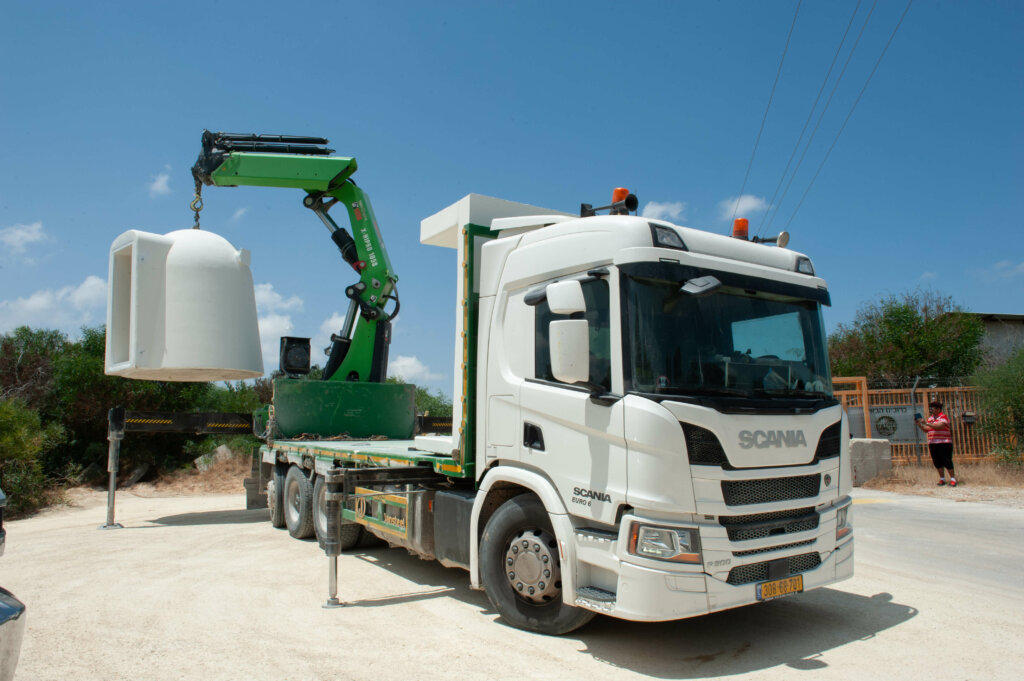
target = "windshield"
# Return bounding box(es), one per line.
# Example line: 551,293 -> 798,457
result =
622,270 -> 832,399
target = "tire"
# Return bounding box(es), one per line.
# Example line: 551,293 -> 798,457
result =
480,495 -> 595,635
313,476 -> 362,550
284,465 -> 315,539
267,465 -> 286,528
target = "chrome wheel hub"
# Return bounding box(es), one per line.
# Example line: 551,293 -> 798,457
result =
503,528 -> 560,603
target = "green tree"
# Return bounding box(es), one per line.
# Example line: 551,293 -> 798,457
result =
828,289 -> 984,383
0,326 -> 68,414
972,347 -> 1024,464
386,376 -> 452,416
48,326 -> 213,472
0,398 -> 65,517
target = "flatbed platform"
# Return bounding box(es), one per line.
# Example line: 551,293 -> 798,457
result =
262,438 -> 469,477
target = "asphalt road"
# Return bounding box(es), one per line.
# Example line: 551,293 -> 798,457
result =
3,488 -> 1022,680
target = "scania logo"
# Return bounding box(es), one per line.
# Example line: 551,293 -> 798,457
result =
738,430 -> 808,449
572,486 -> 611,502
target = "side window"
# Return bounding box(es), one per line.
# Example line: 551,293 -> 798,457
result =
534,279 -> 611,391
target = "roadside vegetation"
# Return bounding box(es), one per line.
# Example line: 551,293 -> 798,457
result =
0,324 -> 451,518
828,288 -> 985,383
971,346 -> 1024,466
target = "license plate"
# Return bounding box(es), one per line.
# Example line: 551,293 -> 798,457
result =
756,574 -> 803,601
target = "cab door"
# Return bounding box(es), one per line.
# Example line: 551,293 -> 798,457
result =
518,276 -> 626,525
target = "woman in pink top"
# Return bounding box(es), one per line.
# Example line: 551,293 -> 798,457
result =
916,400 -> 956,486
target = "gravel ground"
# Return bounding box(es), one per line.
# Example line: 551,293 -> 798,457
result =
875,483 -> 1024,509
3,487 -> 1023,680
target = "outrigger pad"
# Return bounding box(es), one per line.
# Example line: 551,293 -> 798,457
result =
272,379 -> 415,440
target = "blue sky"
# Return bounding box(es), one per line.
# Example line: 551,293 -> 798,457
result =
1,1 -> 1021,397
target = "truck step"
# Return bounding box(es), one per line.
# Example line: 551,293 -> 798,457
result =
577,585 -> 614,610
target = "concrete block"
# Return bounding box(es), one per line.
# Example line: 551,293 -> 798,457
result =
850,438 -> 892,486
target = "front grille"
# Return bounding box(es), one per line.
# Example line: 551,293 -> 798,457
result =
682,423 -> 728,466
726,552 -> 822,585
733,539 -> 816,557
721,474 -> 821,506
815,422 -> 842,460
719,507 -> 820,541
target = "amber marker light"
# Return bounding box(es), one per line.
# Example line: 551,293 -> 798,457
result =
732,218 -> 749,240
612,187 -> 631,203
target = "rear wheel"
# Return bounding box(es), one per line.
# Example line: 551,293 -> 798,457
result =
480,495 -> 595,635
313,476 -> 362,550
267,465 -> 286,528
284,466 -> 314,539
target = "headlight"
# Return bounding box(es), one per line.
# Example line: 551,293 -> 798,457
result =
629,523 -> 701,563
836,505 -> 852,540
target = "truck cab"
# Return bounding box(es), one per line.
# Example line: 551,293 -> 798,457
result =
422,195 -> 852,628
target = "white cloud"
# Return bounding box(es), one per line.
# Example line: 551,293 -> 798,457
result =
232,207 -> 249,221
991,260 -> 1024,278
919,271 -> 937,281
251,283 -> 304,372
0,275 -> 107,334
388,355 -> 443,382
149,172 -> 171,197
257,313 -> 293,372
311,314 -> 441,382
312,313 -> 346,361
0,221 -> 49,254
254,283 -> 303,313
641,201 -> 687,222
718,195 -> 769,221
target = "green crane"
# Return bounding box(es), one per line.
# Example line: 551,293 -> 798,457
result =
190,131 -> 413,440
191,131 -> 398,384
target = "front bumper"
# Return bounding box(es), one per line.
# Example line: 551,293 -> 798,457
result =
572,503 -> 854,621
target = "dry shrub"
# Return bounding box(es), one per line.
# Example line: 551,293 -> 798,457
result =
147,455 -> 252,495
865,459 -> 1024,490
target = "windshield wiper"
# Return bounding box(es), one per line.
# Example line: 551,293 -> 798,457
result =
759,388 -> 828,399
661,386 -> 750,398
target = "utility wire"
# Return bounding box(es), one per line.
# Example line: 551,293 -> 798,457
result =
730,0 -> 802,223
756,0 -> 862,239
763,0 -> 879,235
784,0 -> 914,230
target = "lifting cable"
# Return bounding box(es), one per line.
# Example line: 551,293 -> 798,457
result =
755,0 -> 863,239
783,0 -> 914,231
761,0 -> 879,236
730,0 -> 802,223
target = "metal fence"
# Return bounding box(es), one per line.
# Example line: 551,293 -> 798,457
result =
834,377 -> 997,463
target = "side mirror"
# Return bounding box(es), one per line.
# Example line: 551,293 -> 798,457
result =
546,280 -> 586,314
550,319 -> 589,384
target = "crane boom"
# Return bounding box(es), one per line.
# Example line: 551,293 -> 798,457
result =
191,131 -> 397,382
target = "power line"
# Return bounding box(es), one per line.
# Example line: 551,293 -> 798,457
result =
763,0 -> 879,235
730,0 -> 802,223
756,0 -> 862,239
784,0 -> 914,230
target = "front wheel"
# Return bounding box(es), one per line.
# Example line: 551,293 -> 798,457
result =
480,495 -> 595,635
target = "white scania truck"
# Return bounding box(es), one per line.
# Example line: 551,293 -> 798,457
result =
256,190 -> 853,635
